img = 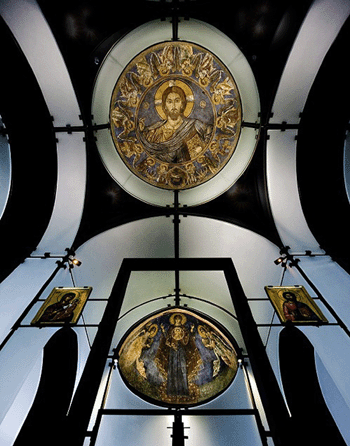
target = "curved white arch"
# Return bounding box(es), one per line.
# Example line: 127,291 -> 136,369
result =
0,0 -> 81,126
270,0 -> 350,125
0,0 -> 86,254
266,0 -> 350,252
72,216 -> 282,324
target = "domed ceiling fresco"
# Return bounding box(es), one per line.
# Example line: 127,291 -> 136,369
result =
0,0 -> 349,278
109,42 -> 242,190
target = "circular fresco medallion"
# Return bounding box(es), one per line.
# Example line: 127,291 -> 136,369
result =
116,308 -> 239,407
110,41 -> 242,190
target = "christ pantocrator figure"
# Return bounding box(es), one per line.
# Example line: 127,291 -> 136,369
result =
141,84 -> 213,163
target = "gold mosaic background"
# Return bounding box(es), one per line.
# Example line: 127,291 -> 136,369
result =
110,42 -> 242,190
117,308 -> 238,407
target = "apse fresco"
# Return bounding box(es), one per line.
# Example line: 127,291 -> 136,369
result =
110,41 -> 242,190
117,308 -> 239,406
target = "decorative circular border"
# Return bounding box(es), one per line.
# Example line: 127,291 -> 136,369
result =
116,307 -> 240,407
109,41 -> 242,190
92,19 -> 260,206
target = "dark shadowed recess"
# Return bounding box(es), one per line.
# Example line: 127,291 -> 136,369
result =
297,15 -> 350,273
14,327 -> 78,446
279,325 -> 346,445
0,17 -> 57,283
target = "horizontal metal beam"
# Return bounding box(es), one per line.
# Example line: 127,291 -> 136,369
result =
100,408 -> 257,416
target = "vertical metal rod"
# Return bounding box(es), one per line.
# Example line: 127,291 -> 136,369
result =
171,412 -> 187,446
241,362 -> 269,445
174,190 -> 180,260
174,190 -> 180,305
68,265 -> 76,287
171,0 -> 179,41
66,261 -> 131,446
279,263 -> 287,286
68,265 -> 91,348
223,261 -> 291,446
89,361 -> 115,446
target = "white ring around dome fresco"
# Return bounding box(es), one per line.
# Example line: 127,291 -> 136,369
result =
92,19 -> 260,207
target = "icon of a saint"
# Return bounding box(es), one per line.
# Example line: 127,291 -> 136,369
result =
282,291 -> 321,322
140,82 -> 213,163
39,292 -> 80,323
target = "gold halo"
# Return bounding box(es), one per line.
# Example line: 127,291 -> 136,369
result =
278,289 -> 297,301
198,325 -> 209,338
154,79 -> 194,120
169,312 -> 187,325
148,323 -> 158,337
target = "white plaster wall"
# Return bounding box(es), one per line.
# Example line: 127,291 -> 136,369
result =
299,256 -> 350,331
316,353 -> 350,444
302,325 -> 350,443
266,130 -> 322,251
179,216 -> 282,298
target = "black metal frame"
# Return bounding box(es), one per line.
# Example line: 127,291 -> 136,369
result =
66,257 -> 291,446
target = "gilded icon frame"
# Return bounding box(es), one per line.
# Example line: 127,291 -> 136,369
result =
264,285 -> 328,324
31,287 -> 92,326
